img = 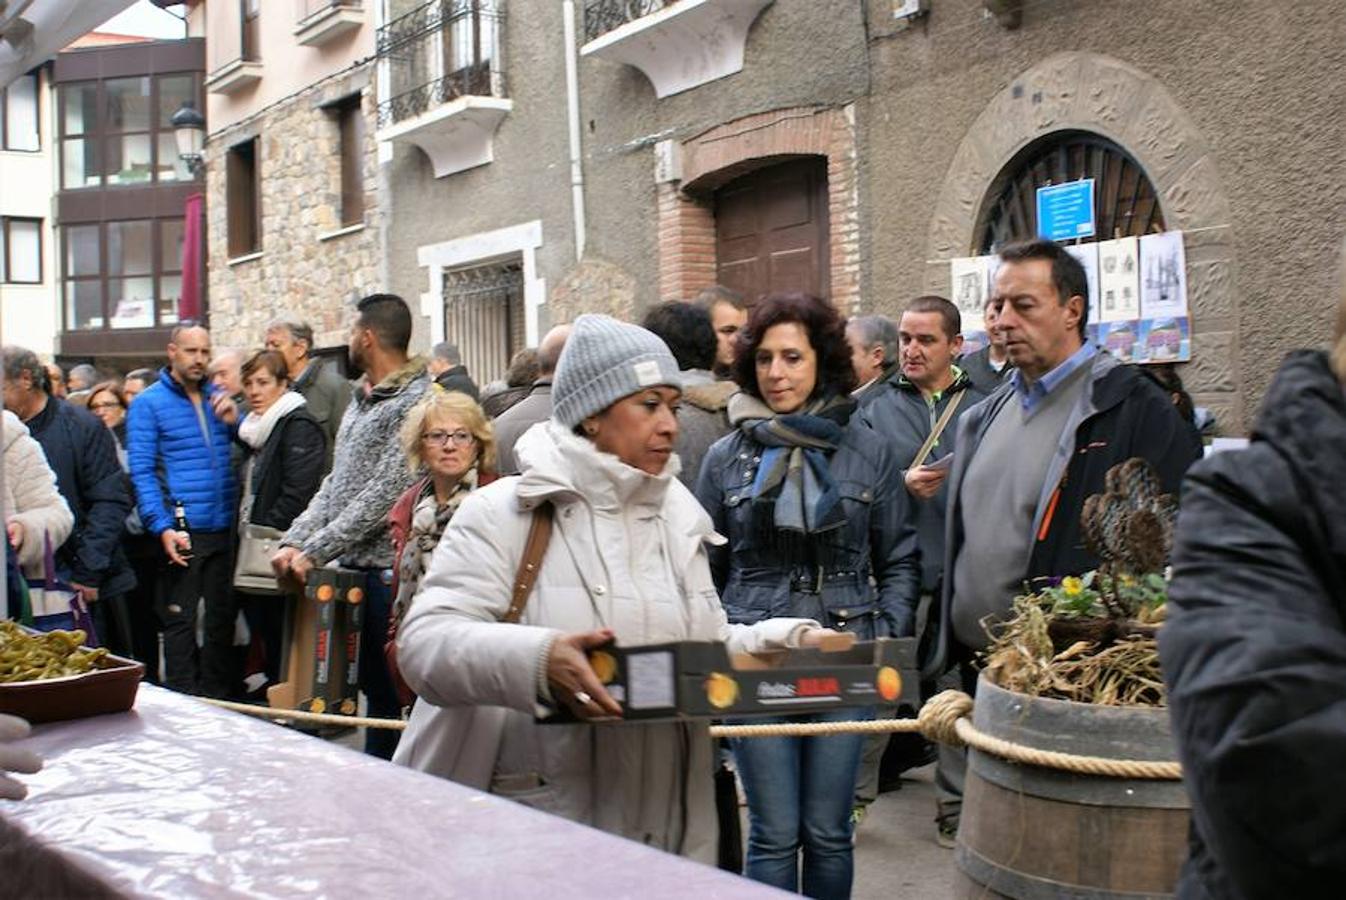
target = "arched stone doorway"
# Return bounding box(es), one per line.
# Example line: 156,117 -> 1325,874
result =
926,52 -> 1242,430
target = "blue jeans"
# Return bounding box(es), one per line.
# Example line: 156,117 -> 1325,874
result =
731,707 -> 873,899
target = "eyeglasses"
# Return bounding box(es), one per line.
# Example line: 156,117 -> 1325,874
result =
90,401 -> 123,412
421,429 -> 474,448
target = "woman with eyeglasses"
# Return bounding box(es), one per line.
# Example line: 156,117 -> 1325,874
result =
236,350 -> 327,694
386,388 -> 497,690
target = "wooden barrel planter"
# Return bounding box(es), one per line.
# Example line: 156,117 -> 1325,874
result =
954,675 -> 1189,899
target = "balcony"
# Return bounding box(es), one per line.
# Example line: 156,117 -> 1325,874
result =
376,0 -> 510,178
295,0 -> 365,47
580,0 -> 774,98
206,6 -> 262,94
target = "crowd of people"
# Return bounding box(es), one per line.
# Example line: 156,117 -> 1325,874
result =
2,234 -> 1344,899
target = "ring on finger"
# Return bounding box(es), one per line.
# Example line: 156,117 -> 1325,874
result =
574,691 -> 593,706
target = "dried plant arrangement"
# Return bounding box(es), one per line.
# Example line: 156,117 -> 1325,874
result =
981,458 -> 1175,707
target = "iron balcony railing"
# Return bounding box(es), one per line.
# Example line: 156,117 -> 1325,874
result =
583,0 -> 669,43
376,0 -> 506,129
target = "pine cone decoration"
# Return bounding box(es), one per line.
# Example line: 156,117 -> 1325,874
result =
1079,457 -> 1178,577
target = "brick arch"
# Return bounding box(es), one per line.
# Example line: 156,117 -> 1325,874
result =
925,51 -> 1244,429
657,105 -> 860,311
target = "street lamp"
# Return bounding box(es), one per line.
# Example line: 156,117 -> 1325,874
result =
170,101 -> 206,177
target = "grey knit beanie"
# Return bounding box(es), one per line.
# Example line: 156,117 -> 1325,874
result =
551,314 -> 682,427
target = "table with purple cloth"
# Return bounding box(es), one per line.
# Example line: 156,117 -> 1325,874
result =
0,685 -> 778,898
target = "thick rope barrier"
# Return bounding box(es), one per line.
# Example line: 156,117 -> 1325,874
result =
200,690 -> 1182,780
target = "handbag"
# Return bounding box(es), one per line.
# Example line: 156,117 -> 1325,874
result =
233,457 -> 284,594
385,501 -> 554,708
233,522 -> 285,594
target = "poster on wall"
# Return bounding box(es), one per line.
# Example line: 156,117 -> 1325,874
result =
1097,237 -> 1141,323
1135,317 -> 1191,363
1065,242 -> 1101,326
1139,231 -> 1189,319
949,256 -> 990,335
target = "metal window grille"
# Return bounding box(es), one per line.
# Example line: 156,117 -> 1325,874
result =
977,132 -> 1166,254
441,260 -> 525,385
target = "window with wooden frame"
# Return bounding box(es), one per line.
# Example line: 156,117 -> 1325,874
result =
58,74 -> 200,190
61,217 -> 184,330
226,137 -> 261,257
335,94 -> 364,227
1,72 -> 40,152
1,217 -> 43,284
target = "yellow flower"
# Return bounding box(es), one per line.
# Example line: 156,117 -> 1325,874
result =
1061,576 -> 1084,596
1119,574 -> 1136,588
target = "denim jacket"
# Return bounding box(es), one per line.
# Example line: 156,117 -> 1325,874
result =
694,417 -> 922,639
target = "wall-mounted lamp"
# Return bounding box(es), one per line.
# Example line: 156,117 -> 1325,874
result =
170,101 -> 206,177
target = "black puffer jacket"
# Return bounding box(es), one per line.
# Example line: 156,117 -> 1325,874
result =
1161,351 -> 1346,900
247,408 -> 327,532
694,407 -> 922,639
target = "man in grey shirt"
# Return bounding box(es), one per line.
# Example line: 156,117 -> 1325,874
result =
928,239 -> 1200,845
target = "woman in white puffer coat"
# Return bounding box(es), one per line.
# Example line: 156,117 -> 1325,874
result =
395,315 -> 830,864
3,409 -> 73,581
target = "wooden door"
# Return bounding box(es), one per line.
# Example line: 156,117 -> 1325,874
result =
714,157 -> 830,302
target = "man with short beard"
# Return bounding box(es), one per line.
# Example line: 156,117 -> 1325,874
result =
271,294 -> 429,759
127,324 -> 240,697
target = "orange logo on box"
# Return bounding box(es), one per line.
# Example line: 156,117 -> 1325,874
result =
347,588 -> 364,605
705,672 -> 739,709
590,651 -> 617,684
876,666 -> 901,702
316,584 -> 334,602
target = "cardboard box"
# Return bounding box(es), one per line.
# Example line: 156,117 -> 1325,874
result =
544,636 -> 918,723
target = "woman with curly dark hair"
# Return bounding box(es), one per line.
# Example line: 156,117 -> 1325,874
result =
695,292 -> 922,898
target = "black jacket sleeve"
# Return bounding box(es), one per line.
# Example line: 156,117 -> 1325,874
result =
268,417 -> 328,531
69,416 -> 133,586
867,441 -> 922,638
1161,448 -> 1346,899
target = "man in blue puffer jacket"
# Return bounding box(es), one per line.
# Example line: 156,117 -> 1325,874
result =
127,324 -> 239,697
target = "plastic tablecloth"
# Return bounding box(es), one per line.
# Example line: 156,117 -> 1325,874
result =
0,685 -> 780,898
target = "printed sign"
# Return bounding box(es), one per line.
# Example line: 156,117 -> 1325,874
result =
1036,179 -> 1096,241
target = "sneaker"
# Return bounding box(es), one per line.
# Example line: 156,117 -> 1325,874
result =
850,805 -> 868,829
935,812 -> 958,849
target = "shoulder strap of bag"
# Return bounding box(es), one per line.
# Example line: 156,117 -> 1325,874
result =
909,390 -> 965,469
502,502 -> 554,624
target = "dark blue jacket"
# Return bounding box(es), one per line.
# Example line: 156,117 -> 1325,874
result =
860,368 -> 987,593
24,398 -> 135,596
694,414 -> 922,639
127,368 -> 237,535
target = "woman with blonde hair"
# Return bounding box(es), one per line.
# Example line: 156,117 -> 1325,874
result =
1161,249 -> 1346,899
386,387 -> 497,690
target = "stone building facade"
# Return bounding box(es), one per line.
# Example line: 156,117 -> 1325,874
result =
378,0 -> 1346,432
192,0 -> 381,353
205,66 -> 382,351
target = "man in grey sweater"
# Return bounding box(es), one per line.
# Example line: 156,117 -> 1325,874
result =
493,324 -> 570,474
929,240 -> 1200,845
272,294 -> 429,759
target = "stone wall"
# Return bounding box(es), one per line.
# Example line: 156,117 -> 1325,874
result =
206,63 -> 382,352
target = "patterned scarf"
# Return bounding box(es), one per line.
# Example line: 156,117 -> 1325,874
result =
391,466 -> 479,628
727,392 -> 855,536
